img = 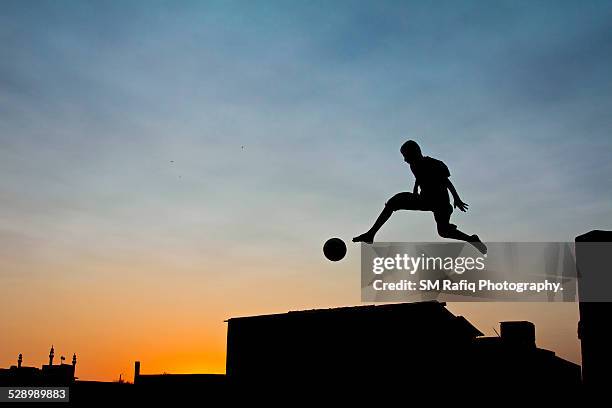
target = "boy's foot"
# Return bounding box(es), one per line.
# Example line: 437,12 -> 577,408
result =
469,235 -> 487,255
352,232 -> 374,244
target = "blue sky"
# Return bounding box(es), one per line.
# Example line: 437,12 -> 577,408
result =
2,1 -> 611,252
1,0 -> 612,377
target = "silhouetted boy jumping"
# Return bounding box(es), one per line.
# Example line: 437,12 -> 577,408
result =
353,140 -> 487,254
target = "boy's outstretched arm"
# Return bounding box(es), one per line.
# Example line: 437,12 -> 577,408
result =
446,179 -> 469,212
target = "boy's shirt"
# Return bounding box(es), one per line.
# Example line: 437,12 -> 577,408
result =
410,156 -> 451,205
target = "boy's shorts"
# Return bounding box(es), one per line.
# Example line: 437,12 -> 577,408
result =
385,192 -> 453,227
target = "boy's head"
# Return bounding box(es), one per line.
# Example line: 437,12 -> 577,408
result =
400,140 -> 422,163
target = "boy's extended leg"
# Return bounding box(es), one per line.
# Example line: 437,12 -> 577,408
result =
353,192 -> 424,243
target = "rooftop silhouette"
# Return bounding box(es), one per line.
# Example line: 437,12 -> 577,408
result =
0,346 -> 76,387
225,301 -> 580,390
3,229 -> 611,401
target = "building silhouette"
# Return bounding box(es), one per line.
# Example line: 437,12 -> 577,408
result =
133,361 -> 225,389
576,230 -> 612,387
0,346 -> 76,386
226,301 -> 580,389
6,228 -> 612,398
0,304 -> 585,400
473,320 -> 580,386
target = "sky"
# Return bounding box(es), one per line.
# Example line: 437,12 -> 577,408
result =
1,0 -> 612,380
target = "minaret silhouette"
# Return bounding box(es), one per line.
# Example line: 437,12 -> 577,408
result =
49,345 -> 54,366
17,353 -> 22,368
72,353 -> 77,367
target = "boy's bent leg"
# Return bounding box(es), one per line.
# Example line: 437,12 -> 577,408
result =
434,208 -> 487,254
436,223 -> 471,241
353,192 -> 423,243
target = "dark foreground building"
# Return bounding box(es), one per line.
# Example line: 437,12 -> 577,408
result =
0,346 -> 76,387
2,303 -> 581,402
576,229 -> 612,387
226,301 -> 580,390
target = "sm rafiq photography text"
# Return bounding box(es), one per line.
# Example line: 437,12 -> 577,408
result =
372,279 -> 563,294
